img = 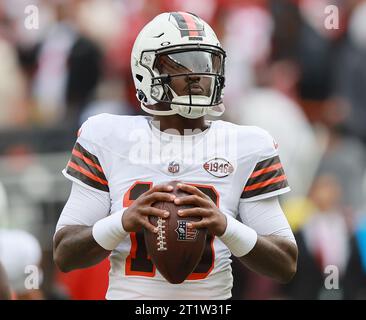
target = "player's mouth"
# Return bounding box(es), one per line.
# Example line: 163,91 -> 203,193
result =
185,84 -> 204,94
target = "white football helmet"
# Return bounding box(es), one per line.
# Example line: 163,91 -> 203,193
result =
131,12 -> 226,119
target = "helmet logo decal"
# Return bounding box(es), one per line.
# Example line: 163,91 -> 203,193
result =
170,12 -> 205,38
153,32 -> 164,38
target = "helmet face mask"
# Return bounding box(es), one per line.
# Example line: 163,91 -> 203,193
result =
152,46 -> 225,105
131,12 -> 226,119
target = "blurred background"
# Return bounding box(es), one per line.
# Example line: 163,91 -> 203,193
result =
1,0 -> 366,300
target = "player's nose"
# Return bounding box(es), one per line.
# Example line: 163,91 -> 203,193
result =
186,73 -> 201,83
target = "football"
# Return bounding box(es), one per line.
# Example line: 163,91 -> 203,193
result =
144,181 -> 207,284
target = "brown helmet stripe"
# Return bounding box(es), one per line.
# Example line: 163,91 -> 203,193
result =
171,12 -> 205,37
171,12 -> 189,37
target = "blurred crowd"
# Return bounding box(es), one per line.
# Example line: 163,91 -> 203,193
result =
1,0 -> 366,299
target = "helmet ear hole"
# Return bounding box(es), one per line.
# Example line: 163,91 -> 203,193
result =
136,74 -> 143,82
137,89 -> 147,102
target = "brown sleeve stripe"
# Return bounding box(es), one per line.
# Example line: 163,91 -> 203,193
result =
241,155 -> 288,199
66,142 -> 109,192
245,156 -> 283,187
67,161 -> 108,185
254,155 -> 280,171
68,153 -> 107,181
74,142 -> 102,168
244,175 -> 287,192
250,162 -> 283,178
245,167 -> 285,189
69,145 -> 107,181
66,161 -> 109,192
72,148 -> 104,174
241,179 -> 288,199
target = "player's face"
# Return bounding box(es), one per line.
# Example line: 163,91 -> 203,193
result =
155,51 -> 221,98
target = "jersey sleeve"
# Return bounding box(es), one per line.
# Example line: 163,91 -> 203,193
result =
240,129 -> 290,202
62,118 -> 109,193
55,182 -> 111,234
239,197 -> 296,243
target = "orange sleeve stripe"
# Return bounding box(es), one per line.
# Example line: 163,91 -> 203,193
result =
244,175 -> 287,192
68,161 -> 108,186
250,162 -> 283,178
72,149 -> 104,174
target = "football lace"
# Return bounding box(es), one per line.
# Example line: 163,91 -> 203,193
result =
156,217 -> 167,251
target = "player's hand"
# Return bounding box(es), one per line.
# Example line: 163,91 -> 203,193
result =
174,183 -> 227,236
122,184 -> 176,233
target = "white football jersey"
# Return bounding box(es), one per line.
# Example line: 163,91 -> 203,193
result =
62,113 -> 290,299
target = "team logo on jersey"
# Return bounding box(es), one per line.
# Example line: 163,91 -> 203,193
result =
203,158 -> 234,178
175,220 -> 198,241
168,161 -> 180,174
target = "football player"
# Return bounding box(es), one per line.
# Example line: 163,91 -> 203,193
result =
54,12 -> 297,299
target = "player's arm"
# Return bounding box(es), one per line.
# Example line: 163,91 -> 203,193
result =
53,183 -> 112,272
228,129 -> 296,282
53,119 -> 116,272
238,235 -> 297,283
54,117 -> 174,272
54,183 -> 174,272
54,226 -> 109,273
234,198 -> 297,283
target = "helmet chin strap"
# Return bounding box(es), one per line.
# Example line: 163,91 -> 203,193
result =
141,87 -> 225,118
170,101 -> 224,119
141,103 -> 176,116
171,104 -> 206,119
141,102 -> 225,119
169,88 -> 225,119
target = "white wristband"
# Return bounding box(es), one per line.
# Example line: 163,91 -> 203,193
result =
92,209 -> 128,251
219,214 -> 258,257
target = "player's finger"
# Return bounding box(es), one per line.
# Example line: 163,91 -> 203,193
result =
187,220 -> 207,230
144,184 -> 174,196
177,207 -> 210,217
176,183 -> 208,198
174,195 -> 209,207
141,218 -> 158,233
140,207 -> 170,218
142,192 -> 176,204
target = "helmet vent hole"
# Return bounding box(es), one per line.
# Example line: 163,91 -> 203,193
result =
136,74 -> 143,82
137,89 -> 146,102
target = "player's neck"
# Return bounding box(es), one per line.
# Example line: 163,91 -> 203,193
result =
152,115 -> 209,135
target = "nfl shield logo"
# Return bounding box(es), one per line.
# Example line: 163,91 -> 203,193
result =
175,220 -> 198,241
168,161 -> 180,174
